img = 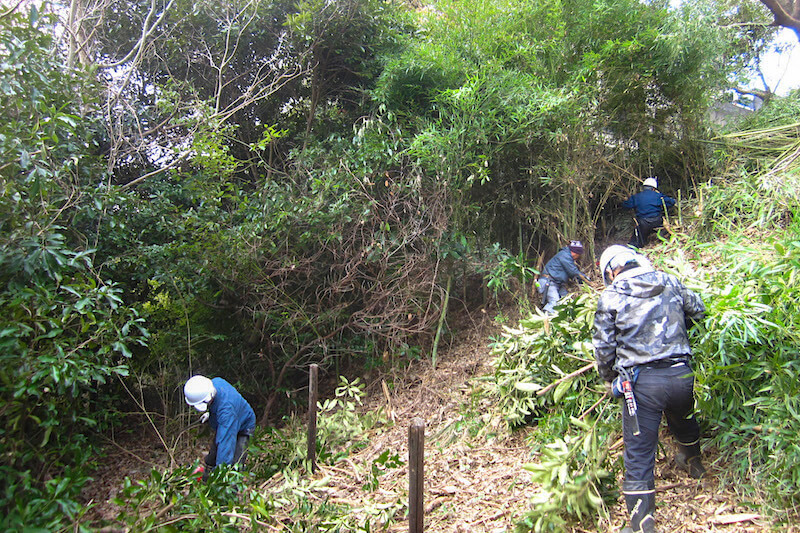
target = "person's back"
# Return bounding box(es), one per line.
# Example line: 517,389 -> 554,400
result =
623,188 -> 674,220
543,247 -> 582,284
594,269 -> 702,378
623,177 -> 676,248
208,377 -> 256,466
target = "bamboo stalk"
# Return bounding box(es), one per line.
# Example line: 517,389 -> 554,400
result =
722,121 -> 800,138
536,362 -> 596,396
431,275 -> 452,369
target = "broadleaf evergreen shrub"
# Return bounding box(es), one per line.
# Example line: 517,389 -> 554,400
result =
0,8 -> 148,528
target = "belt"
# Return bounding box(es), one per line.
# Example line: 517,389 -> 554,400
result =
637,216 -> 663,224
540,275 -> 561,284
641,357 -> 689,369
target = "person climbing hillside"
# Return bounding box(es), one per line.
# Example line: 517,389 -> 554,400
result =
593,245 -> 707,533
536,240 -> 590,314
623,177 -> 676,248
184,375 -> 256,481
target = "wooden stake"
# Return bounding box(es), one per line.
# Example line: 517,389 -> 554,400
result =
307,364 -> 318,473
409,418 -> 425,533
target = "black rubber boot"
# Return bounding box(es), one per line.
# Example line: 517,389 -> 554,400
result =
621,479 -> 656,533
675,442 -> 706,479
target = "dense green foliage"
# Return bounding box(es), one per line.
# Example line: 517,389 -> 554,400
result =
0,0 -> 795,529
0,8 -> 147,528
490,295 -> 599,428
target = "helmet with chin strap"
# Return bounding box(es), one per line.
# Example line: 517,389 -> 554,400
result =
184,375 -> 216,412
598,245 -> 646,286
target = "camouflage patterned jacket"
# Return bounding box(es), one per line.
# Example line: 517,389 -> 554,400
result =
592,266 -> 705,382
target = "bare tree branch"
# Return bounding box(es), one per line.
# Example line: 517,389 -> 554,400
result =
759,0 -> 800,40
0,0 -> 27,21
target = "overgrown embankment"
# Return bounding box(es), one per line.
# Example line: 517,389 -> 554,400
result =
84,96 -> 800,532
3,0 -> 799,529
92,288 -> 791,532
483,99 -> 800,531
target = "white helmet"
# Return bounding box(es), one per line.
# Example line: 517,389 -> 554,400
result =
599,245 -> 641,286
642,177 -> 658,189
184,375 -> 216,412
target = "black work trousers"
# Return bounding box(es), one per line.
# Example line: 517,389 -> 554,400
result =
205,429 -> 253,470
622,362 -> 700,483
629,216 -> 664,249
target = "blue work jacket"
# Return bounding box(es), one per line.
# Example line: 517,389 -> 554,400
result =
622,189 -> 676,220
543,247 -> 586,285
209,377 -> 256,465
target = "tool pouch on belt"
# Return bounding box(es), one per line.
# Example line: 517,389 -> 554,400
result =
611,366 -> 640,398
536,277 -> 549,295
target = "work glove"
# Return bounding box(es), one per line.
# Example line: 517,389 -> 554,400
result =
192,465 -> 205,482
611,375 -> 625,398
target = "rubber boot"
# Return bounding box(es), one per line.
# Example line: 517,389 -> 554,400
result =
675,442 -> 706,479
620,480 -> 656,533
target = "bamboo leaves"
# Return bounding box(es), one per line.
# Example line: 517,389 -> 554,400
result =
519,419 -> 612,532
489,292 -> 600,428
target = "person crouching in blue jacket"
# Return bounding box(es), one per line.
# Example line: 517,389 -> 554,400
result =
537,240 -> 590,314
623,177 -> 676,248
184,375 -> 256,481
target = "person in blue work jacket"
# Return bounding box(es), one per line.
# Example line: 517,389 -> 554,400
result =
536,240 -> 590,314
184,375 -> 256,481
623,177 -> 676,248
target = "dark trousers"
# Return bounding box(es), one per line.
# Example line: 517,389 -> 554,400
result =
629,217 -> 663,248
622,362 -> 700,483
205,430 -> 253,470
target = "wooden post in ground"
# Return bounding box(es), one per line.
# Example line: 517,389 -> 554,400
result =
409,417 -> 425,532
307,364 -> 318,473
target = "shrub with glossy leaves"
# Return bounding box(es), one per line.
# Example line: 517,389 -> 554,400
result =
0,7 -> 148,528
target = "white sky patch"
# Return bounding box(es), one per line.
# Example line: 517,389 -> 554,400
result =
667,0 -> 799,96
747,28 -> 800,96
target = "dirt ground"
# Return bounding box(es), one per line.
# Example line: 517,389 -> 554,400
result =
83,307 -> 797,532
307,315 -> 794,533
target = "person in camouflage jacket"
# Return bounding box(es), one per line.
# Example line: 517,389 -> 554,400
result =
593,245 -> 706,533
